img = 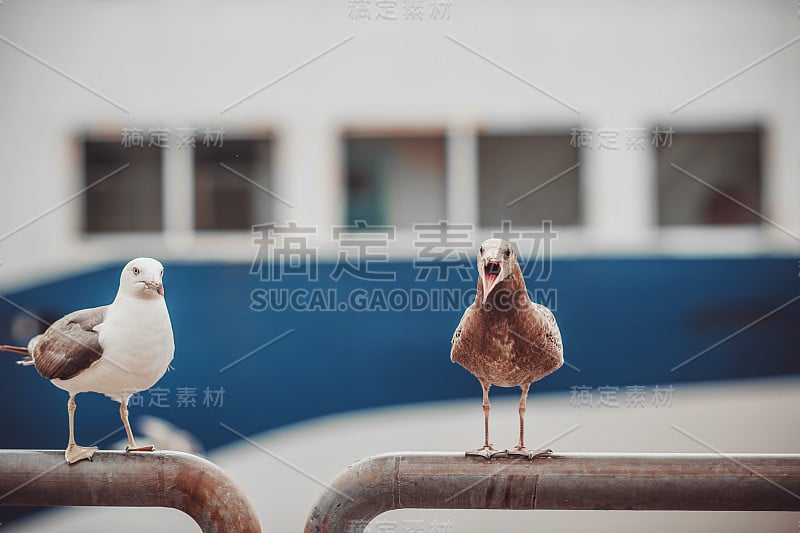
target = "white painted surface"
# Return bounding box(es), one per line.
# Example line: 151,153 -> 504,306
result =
0,1 -> 798,289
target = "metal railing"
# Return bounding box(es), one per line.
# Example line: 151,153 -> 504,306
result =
305,452 -> 800,532
0,450 -> 261,533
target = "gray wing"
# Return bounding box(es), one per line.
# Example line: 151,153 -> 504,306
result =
32,306 -> 107,380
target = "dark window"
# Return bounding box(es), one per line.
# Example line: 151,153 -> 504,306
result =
478,133 -> 580,227
84,140 -> 163,232
194,138 -> 273,230
657,128 -> 762,225
344,134 -> 446,227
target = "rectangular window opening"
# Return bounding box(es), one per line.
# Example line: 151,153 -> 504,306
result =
83,139 -> 163,233
344,133 -> 446,228
478,132 -> 581,228
656,127 -> 763,226
194,137 -> 273,231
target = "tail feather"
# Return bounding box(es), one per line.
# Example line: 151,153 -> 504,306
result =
1,345 -> 29,356
1,345 -> 33,365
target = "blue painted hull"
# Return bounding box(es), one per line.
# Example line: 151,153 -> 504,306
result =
1,257 -> 798,453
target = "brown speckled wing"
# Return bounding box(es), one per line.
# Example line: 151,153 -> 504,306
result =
33,306 -> 106,381
531,302 -> 564,359
450,304 -> 477,363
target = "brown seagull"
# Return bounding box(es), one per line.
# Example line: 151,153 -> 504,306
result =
1,258 -> 174,463
451,238 -> 563,459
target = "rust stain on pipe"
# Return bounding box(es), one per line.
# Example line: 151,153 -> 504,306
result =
0,450 -> 261,533
305,452 -> 800,532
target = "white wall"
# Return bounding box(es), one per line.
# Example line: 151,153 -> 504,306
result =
0,0 -> 798,288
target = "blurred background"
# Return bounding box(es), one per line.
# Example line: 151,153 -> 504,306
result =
0,1 -> 798,531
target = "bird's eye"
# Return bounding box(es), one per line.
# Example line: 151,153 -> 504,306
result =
132,267 -> 140,276
504,249 -> 511,259
479,247 -> 484,254
160,269 -> 163,277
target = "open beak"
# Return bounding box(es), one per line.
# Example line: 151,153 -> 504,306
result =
482,260 -> 502,304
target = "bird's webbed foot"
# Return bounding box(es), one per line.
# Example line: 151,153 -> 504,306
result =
65,443 -> 98,464
465,445 -> 508,460
507,446 -> 552,460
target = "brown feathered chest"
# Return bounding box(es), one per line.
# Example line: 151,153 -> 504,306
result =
451,275 -> 563,387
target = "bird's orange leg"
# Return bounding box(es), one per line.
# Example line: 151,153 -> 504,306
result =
508,383 -> 551,460
64,394 -> 98,464
121,400 -> 154,452
466,380 -> 506,459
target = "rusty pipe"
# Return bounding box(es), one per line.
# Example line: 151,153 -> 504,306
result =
0,450 -> 261,533
305,452 -> 800,532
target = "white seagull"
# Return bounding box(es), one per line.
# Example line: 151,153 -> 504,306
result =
1,258 -> 175,463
